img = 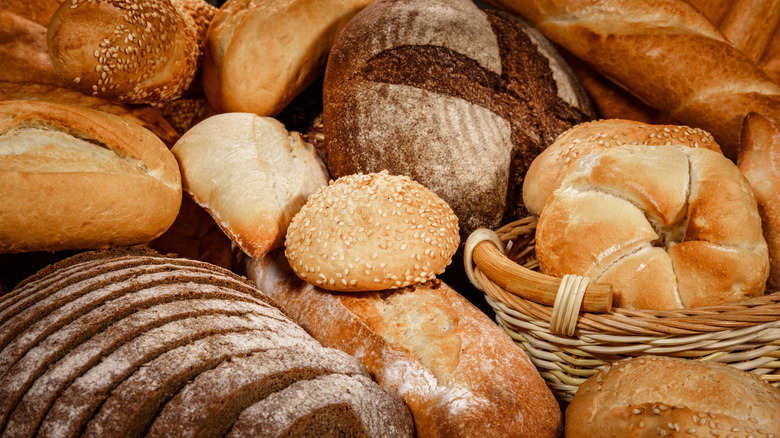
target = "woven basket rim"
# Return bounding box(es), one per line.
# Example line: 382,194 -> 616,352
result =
475,217 -> 780,337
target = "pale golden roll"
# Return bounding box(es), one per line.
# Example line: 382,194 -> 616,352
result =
523,119 -> 721,217
203,0 -> 374,116
284,171 -> 460,292
565,356 -> 780,437
47,0 -> 199,103
172,113 -> 330,260
0,100 -> 181,253
535,144 -> 768,310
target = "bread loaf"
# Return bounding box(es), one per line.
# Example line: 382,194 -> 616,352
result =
739,112 -> 780,290
1,11 -> 65,86
172,113 -> 330,260
323,0 -> 592,238
47,0 -> 199,103
485,0 -> 780,161
0,0 -> 65,27
284,171 -> 460,292
0,100 -> 182,253
0,249 -> 414,437
534,142 -> 769,310
565,356 -> 780,437
203,0 -> 374,116
242,250 -> 564,438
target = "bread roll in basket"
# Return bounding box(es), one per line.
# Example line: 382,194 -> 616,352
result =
464,120 -> 780,404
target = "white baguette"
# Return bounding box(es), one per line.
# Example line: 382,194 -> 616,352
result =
242,250 -> 563,438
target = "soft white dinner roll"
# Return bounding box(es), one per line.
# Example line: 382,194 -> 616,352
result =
172,113 -> 329,259
565,356 -> 780,438
284,171 -> 460,292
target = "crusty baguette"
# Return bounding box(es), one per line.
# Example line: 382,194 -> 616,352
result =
485,0 -> 780,160
204,0 -> 374,116
0,100 -> 181,253
242,250 -> 563,438
739,112 -> 780,290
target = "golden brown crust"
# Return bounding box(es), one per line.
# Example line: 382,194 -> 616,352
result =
0,11 -> 65,86
284,171 -> 460,292
534,144 -> 768,310
0,0 -> 65,27
565,356 -> 780,437
0,100 -> 181,253
47,0 -> 199,103
485,0 -> 780,161
739,112 -> 780,290
244,251 -> 564,438
203,0 -> 374,115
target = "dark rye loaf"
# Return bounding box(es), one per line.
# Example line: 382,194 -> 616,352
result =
0,248 -> 413,438
323,0 -> 592,237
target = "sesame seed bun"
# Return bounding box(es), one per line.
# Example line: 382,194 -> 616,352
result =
47,0 -> 199,103
284,171 -> 460,292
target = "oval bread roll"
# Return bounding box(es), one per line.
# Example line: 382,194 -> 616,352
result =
0,100 -> 181,253
535,144 -> 769,310
171,113 -> 330,260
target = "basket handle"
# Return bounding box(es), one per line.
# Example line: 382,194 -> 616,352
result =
464,229 -> 613,313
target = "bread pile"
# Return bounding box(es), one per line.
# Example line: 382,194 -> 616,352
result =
2,0 -> 780,435
0,249 -> 414,437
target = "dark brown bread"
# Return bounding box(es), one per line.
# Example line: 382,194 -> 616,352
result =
323,0 -> 592,238
0,250 -> 414,438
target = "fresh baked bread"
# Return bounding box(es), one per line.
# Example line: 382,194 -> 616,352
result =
534,143 -> 769,310
172,113 -> 330,260
1,11 -> 65,86
285,171 -> 460,292
565,355 -> 780,437
203,0 -> 373,116
243,250 -> 564,438
739,112 -> 780,290
0,249 -> 414,437
47,0 -> 199,103
323,0 -> 593,238
485,0 -> 780,161
0,0 -> 65,27
0,100 -> 181,253
523,119 -> 722,217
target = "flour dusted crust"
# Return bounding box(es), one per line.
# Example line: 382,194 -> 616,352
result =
0,249 -> 413,437
565,356 -> 780,437
284,171 -> 460,292
245,250 -> 563,438
535,143 -> 769,310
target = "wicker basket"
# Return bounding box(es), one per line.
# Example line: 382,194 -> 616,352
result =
464,217 -> 780,405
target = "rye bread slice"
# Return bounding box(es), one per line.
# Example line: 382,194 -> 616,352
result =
3,299 -> 286,438
226,374 -> 413,438
38,328 -> 315,438
143,346 -> 367,438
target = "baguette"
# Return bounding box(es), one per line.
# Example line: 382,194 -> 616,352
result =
485,0 -> 780,160
0,100 -> 181,253
241,250 -> 563,438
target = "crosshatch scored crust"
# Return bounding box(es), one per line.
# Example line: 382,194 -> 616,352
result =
284,171 -> 460,292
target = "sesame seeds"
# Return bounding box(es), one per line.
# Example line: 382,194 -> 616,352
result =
49,0 -> 198,103
285,171 -> 459,292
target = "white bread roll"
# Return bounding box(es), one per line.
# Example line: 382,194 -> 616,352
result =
242,250 -> 564,438
565,356 -> 780,437
535,143 -> 769,310
284,171 -> 460,292
0,100 -> 181,253
172,113 -> 329,260
204,0 -> 374,116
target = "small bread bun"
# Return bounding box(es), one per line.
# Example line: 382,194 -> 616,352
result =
172,113 -> 329,260
535,144 -> 769,310
523,119 -> 721,217
285,171 -> 460,292
565,356 -> 780,437
0,99 -> 181,253
47,0 -> 199,103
